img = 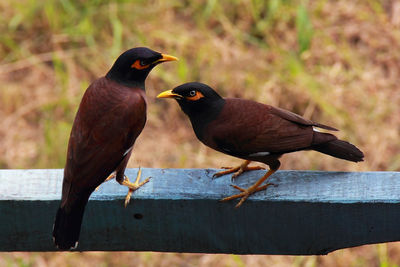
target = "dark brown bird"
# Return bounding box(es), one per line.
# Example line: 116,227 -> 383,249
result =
53,47 -> 178,250
157,82 -> 364,208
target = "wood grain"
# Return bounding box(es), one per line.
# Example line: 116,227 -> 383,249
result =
0,169 -> 399,254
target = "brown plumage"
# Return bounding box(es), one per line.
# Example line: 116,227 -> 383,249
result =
53,47 -> 177,250
157,82 -> 364,208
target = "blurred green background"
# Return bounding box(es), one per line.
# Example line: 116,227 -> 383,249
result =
1,0 -> 399,266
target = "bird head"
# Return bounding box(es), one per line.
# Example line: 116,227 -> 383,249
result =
106,47 -> 178,88
157,82 -> 224,118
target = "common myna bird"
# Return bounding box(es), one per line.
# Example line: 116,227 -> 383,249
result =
53,47 -> 178,250
157,82 -> 364,208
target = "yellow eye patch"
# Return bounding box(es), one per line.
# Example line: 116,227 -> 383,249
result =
131,60 -> 150,70
186,91 -> 204,101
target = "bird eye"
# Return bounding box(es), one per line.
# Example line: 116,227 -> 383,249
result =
189,90 -> 196,97
131,59 -> 150,70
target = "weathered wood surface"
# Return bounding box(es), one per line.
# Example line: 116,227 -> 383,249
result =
0,168 -> 399,254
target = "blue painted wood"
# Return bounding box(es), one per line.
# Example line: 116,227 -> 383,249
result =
0,169 -> 399,254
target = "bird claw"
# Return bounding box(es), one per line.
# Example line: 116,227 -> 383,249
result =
121,167 -> 151,207
213,166 -> 240,178
124,189 -> 133,208
213,160 -> 264,180
95,172 -> 116,191
230,184 -> 246,192
220,182 -> 274,208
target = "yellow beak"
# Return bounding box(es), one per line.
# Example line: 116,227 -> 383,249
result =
157,90 -> 182,99
154,54 -> 179,64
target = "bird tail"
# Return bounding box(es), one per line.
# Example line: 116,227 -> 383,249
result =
53,197 -> 88,250
312,139 -> 364,162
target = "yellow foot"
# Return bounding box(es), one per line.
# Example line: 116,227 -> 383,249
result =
220,183 -> 274,208
121,167 -> 151,208
213,160 -> 264,180
95,172 -> 116,191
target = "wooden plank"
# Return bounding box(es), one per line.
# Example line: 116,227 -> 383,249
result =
0,169 -> 399,254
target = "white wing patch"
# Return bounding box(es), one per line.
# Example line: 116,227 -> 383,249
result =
312,127 -> 322,132
123,146 -> 133,156
248,152 -> 270,157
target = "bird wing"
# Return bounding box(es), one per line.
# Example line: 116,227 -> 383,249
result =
61,78 -> 146,209
204,98 -> 320,156
270,106 -> 338,131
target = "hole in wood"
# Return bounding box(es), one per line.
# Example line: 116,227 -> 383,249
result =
134,213 -> 143,219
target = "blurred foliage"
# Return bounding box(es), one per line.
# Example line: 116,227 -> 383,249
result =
296,2 -> 313,54
1,0 -> 400,266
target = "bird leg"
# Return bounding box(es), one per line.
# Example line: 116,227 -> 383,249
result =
213,160 -> 265,180
220,169 -> 276,208
119,167 -> 151,208
95,172 -> 117,191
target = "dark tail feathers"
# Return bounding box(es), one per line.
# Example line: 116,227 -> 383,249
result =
312,139 -> 364,162
53,200 -> 87,250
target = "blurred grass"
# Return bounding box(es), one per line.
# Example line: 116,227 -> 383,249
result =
1,0 -> 400,266
296,2 -> 313,55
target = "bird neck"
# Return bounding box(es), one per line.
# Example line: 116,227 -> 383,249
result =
181,98 -> 225,140
106,69 -> 150,90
